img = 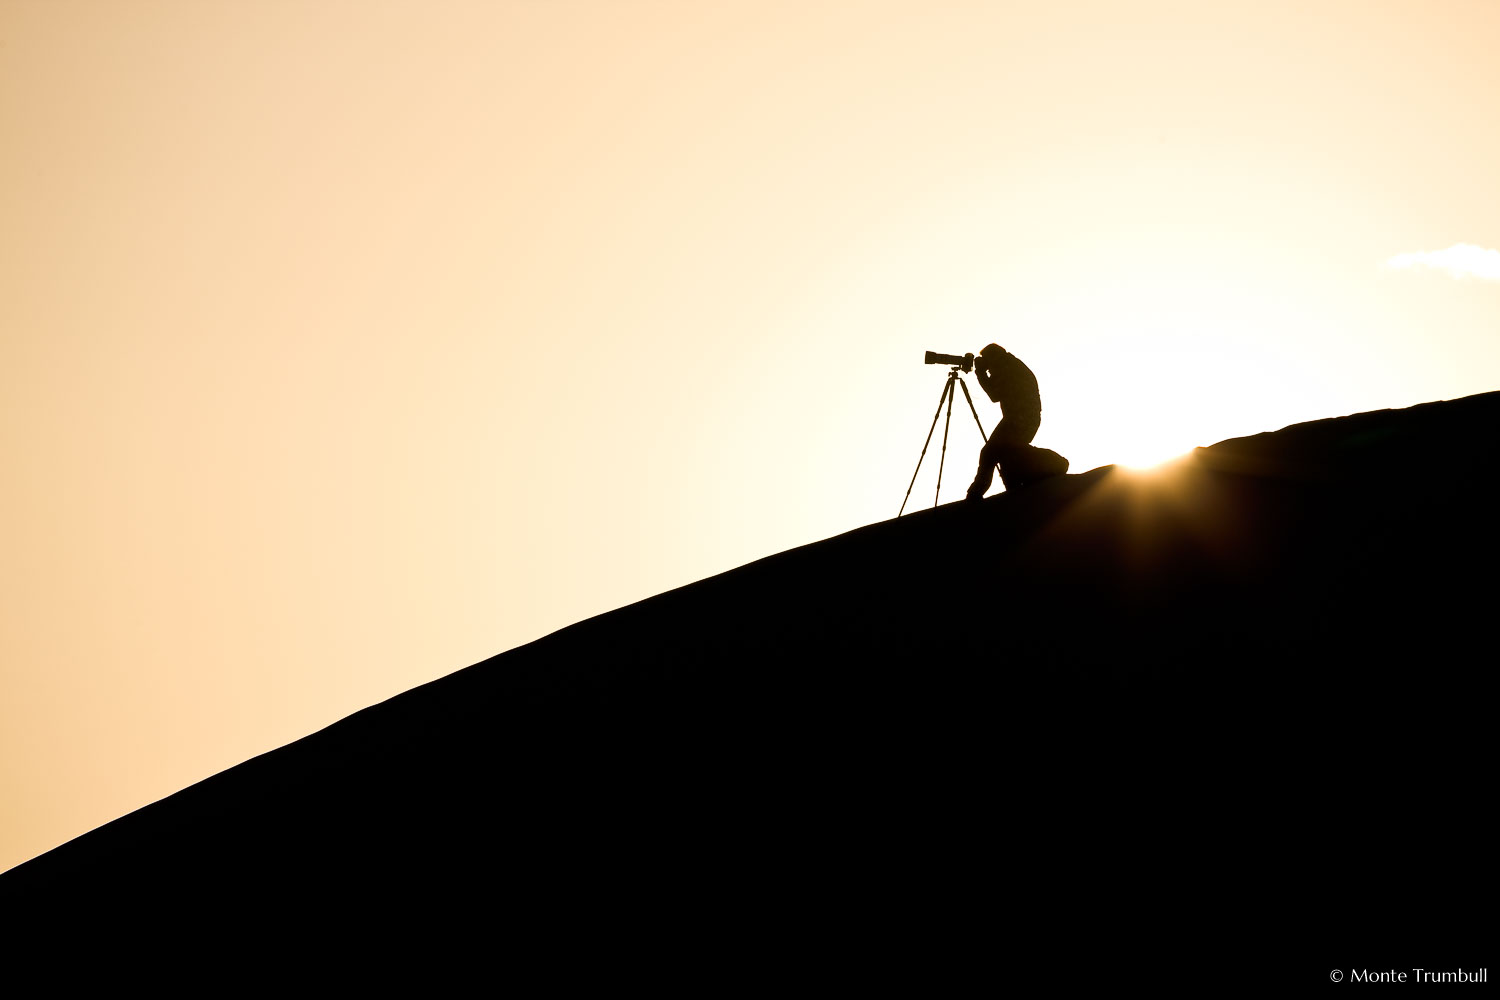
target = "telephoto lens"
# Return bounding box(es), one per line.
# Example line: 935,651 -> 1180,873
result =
924,351 -> 974,373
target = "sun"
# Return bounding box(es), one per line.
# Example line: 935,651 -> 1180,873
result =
1026,276 -> 1321,476
1115,443 -> 1195,471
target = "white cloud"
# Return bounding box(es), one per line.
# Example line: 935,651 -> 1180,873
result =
1386,243 -> 1500,281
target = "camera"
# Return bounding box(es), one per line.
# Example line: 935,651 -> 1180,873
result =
924,351 -> 974,373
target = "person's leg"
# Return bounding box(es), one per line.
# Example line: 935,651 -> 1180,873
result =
966,425 -> 1001,501
983,409 -> 1044,493
994,444 -> 1023,491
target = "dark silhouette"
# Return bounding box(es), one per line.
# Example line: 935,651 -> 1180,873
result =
966,342 -> 1067,498
899,353 -> 994,515
5,391 -> 1495,982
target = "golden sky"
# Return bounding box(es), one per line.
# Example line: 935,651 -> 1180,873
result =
4,0 -> 1498,872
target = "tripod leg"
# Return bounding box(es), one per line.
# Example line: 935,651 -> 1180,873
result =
898,376 -> 956,517
935,373 -> 957,507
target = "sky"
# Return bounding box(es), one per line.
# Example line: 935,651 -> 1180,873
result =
3,0 -> 1498,873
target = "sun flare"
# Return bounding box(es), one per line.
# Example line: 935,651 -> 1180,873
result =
1116,445 -> 1194,471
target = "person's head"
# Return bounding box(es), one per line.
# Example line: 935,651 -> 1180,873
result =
976,343 -> 1006,401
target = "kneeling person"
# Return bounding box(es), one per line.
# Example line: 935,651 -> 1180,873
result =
967,343 -> 1055,499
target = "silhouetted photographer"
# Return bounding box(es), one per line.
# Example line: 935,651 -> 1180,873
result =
899,344 -> 1068,515
966,343 -> 1066,499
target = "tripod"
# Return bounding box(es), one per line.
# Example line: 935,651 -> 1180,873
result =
898,365 -> 995,516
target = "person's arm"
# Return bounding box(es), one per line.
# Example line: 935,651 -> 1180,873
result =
973,347 -> 998,399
